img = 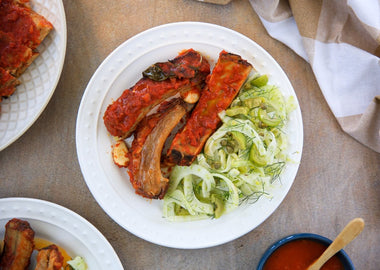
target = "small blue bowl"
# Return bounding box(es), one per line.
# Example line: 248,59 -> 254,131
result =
257,233 -> 354,270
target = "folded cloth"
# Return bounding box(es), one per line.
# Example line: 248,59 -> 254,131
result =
249,0 -> 380,153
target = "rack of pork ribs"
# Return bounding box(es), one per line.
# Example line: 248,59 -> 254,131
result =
0,0 -> 53,111
103,49 -> 253,200
0,218 -> 64,270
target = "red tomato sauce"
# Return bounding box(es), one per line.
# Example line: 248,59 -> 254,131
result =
0,32 -> 31,70
263,239 -> 345,270
183,51 -> 250,146
0,0 -> 42,71
103,49 -> 210,138
0,0 -> 41,48
103,77 -> 193,137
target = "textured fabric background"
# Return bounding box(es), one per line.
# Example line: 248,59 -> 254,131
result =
250,0 -> 380,152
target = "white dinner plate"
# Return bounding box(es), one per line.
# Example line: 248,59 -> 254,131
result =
0,197 -> 123,269
0,0 -> 67,151
76,22 -> 303,249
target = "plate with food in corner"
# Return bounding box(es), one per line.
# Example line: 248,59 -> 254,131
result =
0,0 -> 67,150
0,197 -> 123,269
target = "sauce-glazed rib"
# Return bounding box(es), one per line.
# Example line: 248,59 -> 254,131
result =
128,99 -> 190,199
34,245 -> 64,270
0,218 -> 35,270
0,31 -> 37,78
103,49 -> 210,138
0,0 -> 53,77
0,0 -> 53,50
0,0 -> 53,108
166,51 -> 253,166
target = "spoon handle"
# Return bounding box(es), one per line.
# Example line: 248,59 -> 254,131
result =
307,218 -> 365,270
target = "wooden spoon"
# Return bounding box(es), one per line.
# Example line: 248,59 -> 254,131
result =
307,218 -> 365,270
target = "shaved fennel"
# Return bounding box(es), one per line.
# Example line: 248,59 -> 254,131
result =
66,256 -> 87,270
163,74 -> 296,221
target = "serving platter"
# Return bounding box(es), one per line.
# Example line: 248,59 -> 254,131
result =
0,0 -> 67,151
0,197 -> 123,269
76,22 -> 303,249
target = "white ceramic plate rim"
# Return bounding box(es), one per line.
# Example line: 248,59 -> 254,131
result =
0,0 -> 67,151
76,22 -> 304,249
0,197 -> 123,269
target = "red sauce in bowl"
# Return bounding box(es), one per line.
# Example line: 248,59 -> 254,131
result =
263,239 -> 345,270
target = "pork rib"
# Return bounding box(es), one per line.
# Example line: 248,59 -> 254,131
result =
0,0 -> 53,110
34,245 -> 64,270
0,218 -> 35,270
128,99 -> 189,199
0,0 -> 54,50
103,49 -> 210,138
166,51 -> 253,166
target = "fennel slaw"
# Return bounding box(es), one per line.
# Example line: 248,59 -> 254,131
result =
163,74 -> 296,221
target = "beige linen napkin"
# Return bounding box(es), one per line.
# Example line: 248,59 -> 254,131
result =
249,0 -> 380,153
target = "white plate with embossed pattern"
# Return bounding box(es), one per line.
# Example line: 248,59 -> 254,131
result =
0,197 -> 123,269
0,0 -> 67,151
76,22 -> 303,249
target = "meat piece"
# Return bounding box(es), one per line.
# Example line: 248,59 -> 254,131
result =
103,49 -> 210,138
0,0 -> 53,76
0,0 -> 53,50
0,67 -> 19,111
0,67 -> 20,98
34,245 -> 64,270
128,99 -> 189,199
0,0 -> 53,110
0,218 -> 35,270
0,31 -> 37,77
24,6 -> 53,49
166,51 -> 253,166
